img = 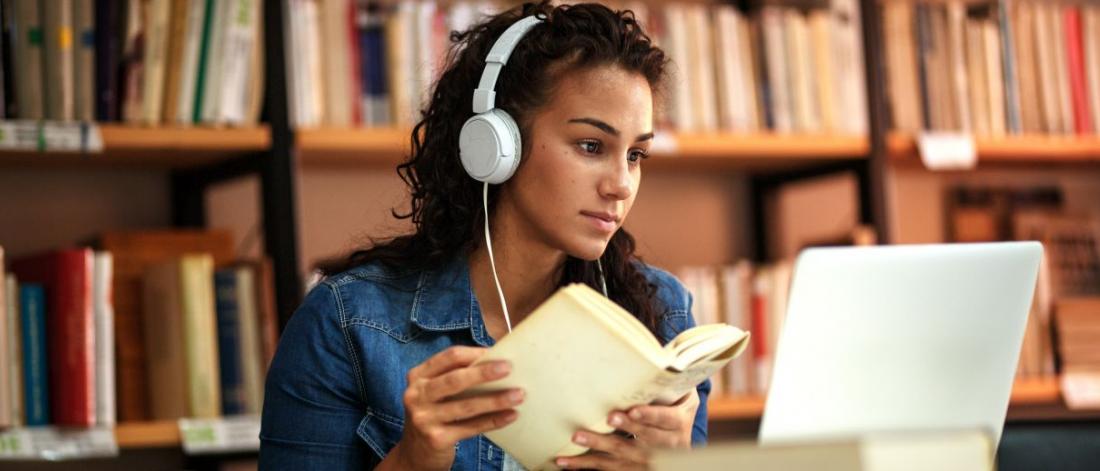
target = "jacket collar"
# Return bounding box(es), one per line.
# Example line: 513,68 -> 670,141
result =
408,254 -> 495,346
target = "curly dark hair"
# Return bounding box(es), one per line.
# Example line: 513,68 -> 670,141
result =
339,1 -> 669,335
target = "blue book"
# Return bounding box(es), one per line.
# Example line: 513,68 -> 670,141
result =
214,270 -> 244,416
20,284 -> 48,426
359,3 -> 390,125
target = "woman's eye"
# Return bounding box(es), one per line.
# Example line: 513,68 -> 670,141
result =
578,140 -> 601,154
628,149 -> 649,163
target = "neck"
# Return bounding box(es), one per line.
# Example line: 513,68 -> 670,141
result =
468,212 -> 566,340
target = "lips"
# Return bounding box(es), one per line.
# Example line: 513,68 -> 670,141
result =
581,211 -> 620,233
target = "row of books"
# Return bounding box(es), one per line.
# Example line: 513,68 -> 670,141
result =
0,247 -> 114,428
678,250 -> 1073,398
284,0 -> 870,136
0,230 -> 279,428
882,0 -> 1100,137
0,0 -> 264,126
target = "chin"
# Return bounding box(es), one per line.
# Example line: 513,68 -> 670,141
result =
564,237 -> 613,262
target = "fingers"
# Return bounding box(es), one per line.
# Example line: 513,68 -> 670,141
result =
445,409 -> 520,443
620,405 -> 683,432
422,360 -> 511,402
434,388 -> 524,423
556,430 -> 647,469
409,346 -> 488,380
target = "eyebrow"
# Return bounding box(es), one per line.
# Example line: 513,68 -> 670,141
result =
568,117 -> 654,142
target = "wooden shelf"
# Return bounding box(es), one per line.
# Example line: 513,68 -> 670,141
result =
707,377 -> 1064,421
297,128 -> 868,172
888,132 -> 1100,167
0,124 -> 271,168
115,420 -> 181,448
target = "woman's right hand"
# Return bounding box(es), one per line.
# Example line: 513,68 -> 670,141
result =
381,346 -> 524,471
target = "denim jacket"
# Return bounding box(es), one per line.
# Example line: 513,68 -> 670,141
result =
259,255 -> 710,470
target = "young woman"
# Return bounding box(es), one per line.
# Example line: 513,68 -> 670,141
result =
260,3 -> 710,470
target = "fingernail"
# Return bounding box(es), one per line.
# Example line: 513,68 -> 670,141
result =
630,409 -> 642,420
509,389 -> 524,403
556,458 -> 568,467
494,362 -> 510,375
573,433 -> 588,445
609,415 -> 623,427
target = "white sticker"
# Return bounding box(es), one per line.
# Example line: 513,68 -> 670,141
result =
0,427 -> 118,461
917,132 -> 977,170
0,121 -> 42,151
179,415 -> 261,455
1061,371 -> 1100,410
41,122 -> 104,153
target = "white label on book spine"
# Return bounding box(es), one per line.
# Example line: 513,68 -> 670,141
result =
41,122 -> 104,153
0,121 -> 43,150
917,132 -> 977,170
1061,371 -> 1100,410
0,427 -> 118,460
0,121 -> 103,152
178,415 -> 261,455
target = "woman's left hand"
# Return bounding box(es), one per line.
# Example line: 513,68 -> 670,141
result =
554,389 -> 699,470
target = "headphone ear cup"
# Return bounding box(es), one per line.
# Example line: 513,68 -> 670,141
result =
491,108 -> 523,179
458,109 -> 522,184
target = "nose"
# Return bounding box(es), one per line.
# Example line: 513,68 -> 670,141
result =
598,156 -> 635,201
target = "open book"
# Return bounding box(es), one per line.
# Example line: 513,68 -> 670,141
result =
468,283 -> 750,470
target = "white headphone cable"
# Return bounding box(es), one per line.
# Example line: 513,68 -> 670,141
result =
484,182 -> 514,333
482,182 -> 611,333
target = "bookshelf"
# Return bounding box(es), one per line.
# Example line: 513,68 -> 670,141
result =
0,125 -> 271,168
887,133 -> 1100,166
115,421 -> 181,449
297,128 -> 868,172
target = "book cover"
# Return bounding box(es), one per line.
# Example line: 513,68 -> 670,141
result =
73,0 -> 94,121
94,0 -> 123,121
11,0 -> 44,119
5,274 -> 22,427
1064,7 -> 1094,135
214,268 -> 245,415
43,0 -> 74,121
19,283 -> 48,426
179,255 -> 222,418
11,248 -> 96,427
0,247 -> 9,428
468,284 -> 749,470
93,251 -> 115,426
173,0 -> 205,124
160,0 -> 190,124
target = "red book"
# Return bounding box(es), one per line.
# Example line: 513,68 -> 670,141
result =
11,248 -> 97,427
1065,7 -> 1094,135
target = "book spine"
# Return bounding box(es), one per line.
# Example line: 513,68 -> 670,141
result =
191,0 -> 215,123
180,255 -> 221,418
214,270 -> 245,416
20,283 -> 48,426
73,0 -> 94,121
93,252 -> 115,426
94,0 -> 120,121
0,248 -> 9,428
54,249 -> 96,427
1064,7 -> 1093,135
5,275 -> 22,427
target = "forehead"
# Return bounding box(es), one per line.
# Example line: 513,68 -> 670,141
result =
543,66 -> 654,119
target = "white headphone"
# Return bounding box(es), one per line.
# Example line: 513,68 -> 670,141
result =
458,15 -> 543,184
458,15 -> 609,333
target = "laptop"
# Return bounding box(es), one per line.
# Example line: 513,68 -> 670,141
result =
758,242 -> 1043,448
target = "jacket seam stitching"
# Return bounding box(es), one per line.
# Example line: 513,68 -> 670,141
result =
333,283 -> 368,403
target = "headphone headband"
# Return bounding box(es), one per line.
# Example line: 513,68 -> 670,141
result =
472,15 -> 544,114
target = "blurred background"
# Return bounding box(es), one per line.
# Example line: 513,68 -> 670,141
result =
0,0 -> 1098,469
